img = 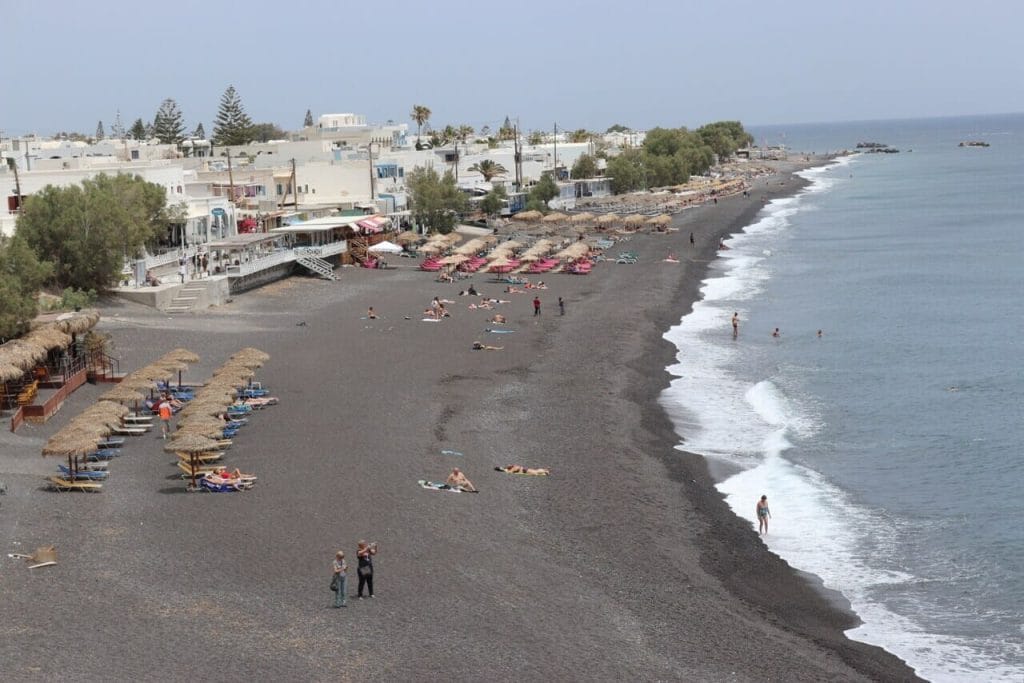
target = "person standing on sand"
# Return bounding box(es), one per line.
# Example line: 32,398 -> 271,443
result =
558,297 -> 565,316
356,540 -> 378,599
533,296 -> 541,316
772,328 -> 780,338
158,398 -> 173,439
332,550 -> 348,608
757,495 -> 771,535
690,232 -> 695,247
732,312 -> 739,338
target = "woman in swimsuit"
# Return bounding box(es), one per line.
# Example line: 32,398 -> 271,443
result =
756,495 -> 771,535
495,465 -> 549,476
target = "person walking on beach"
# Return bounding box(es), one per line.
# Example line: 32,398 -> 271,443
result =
731,312 -> 739,338
772,328 -> 780,338
533,296 -> 541,316
757,495 -> 772,535
356,540 -> 378,599
690,231 -> 695,248
558,297 -> 565,316
331,550 -> 348,607
158,398 -> 173,439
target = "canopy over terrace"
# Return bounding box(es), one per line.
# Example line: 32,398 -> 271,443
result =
206,233 -> 286,271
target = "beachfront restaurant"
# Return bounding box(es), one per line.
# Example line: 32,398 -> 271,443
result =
268,216 -> 355,260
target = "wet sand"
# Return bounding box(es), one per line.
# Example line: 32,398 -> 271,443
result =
0,162 -> 921,681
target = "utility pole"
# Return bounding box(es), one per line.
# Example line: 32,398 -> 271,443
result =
290,158 -> 298,212
513,123 -> 522,191
227,152 -> 236,209
552,122 -> 557,179
8,157 -> 23,214
368,142 -> 377,202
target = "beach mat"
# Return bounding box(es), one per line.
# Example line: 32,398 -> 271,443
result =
494,467 -> 550,476
440,449 -> 463,457
485,329 -> 516,334
418,480 -> 476,493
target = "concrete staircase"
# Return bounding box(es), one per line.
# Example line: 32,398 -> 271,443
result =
296,255 -> 338,280
166,281 -> 213,314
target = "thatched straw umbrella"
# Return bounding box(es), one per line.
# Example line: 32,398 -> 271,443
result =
42,433 -> 101,457
647,214 -> 672,226
542,212 -> 567,223
24,326 -> 73,351
513,210 -> 543,222
0,362 -> 23,382
172,421 -> 225,440
395,230 -> 421,244
623,214 -> 647,227
597,213 -> 620,226
53,310 -> 100,335
100,384 -> 145,405
569,212 -> 594,224
164,434 -> 225,487
160,348 -> 200,364
501,240 -> 523,250
232,348 -> 270,364
439,254 -> 469,266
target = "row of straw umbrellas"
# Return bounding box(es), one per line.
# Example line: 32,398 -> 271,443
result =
164,347 -> 270,488
514,211 -> 672,229
41,347 -> 202,459
0,310 -> 101,383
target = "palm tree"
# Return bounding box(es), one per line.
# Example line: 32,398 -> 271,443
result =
467,159 -> 508,182
457,124 -> 475,143
410,105 -> 431,147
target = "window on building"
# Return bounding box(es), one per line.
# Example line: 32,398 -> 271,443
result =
276,183 -> 283,196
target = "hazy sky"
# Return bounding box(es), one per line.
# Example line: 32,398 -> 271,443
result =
6,0 -> 1023,137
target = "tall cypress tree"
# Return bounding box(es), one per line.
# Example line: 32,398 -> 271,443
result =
129,118 -> 148,140
152,98 -> 186,144
212,85 -> 254,146
304,109 -> 313,127
193,122 -> 205,139
95,121 -> 105,140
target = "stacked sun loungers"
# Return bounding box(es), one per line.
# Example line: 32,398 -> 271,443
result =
457,257 -> 488,273
420,258 -> 444,271
566,259 -> 593,275
527,259 -> 560,274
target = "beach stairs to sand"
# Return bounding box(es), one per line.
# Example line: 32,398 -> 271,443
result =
165,280 -> 215,314
295,255 -> 338,281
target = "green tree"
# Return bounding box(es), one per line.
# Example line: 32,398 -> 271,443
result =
696,121 -> 754,160
606,150 -> 645,194
526,174 -> 559,210
249,122 -> 288,143
213,85 -> 254,146
304,109 -> 314,127
606,123 -> 629,133
410,104 -> 431,148
152,98 -> 186,145
457,124 -> 474,143
129,118 -> 148,141
467,159 -> 508,182
0,235 -> 51,339
193,122 -> 205,139
480,184 -> 507,217
95,120 -> 105,140
567,128 -> 591,143
527,130 -> 545,146
571,154 -> 599,179
16,174 -> 171,292
406,166 -> 467,234
498,116 -> 515,141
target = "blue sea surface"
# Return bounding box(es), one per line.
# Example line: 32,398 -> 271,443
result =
661,114 -> 1024,682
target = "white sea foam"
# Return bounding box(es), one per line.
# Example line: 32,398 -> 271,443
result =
660,160 -> 1023,682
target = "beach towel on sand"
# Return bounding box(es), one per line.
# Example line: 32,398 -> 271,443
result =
418,480 -> 476,493
494,467 -> 550,476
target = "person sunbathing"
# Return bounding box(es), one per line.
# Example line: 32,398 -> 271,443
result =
495,465 -> 550,476
472,342 -> 503,351
490,314 -> 506,324
367,307 -> 377,319
445,467 -> 477,492
213,467 -> 256,481
506,286 -> 524,294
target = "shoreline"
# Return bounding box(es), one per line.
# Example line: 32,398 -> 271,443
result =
0,162 -> 922,681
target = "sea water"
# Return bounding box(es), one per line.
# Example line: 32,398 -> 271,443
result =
660,113 -> 1024,682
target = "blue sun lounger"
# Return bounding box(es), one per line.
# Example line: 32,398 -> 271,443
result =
58,465 -> 108,481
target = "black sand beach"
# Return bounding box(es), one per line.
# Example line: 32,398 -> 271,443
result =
0,163 -> 922,681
